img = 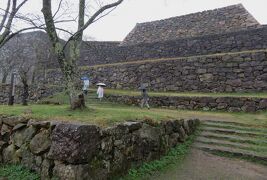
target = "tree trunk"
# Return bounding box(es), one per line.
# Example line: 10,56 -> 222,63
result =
57,50 -> 85,110
1,72 -> 8,83
66,76 -> 85,110
21,79 -> 29,106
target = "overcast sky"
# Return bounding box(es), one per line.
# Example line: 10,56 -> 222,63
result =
2,0 -> 267,41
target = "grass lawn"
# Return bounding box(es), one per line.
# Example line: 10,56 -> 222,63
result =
0,164 -> 39,180
0,91 -> 266,127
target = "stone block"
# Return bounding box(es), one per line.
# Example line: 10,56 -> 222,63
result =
48,123 -> 101,164
29,129 -> 51,155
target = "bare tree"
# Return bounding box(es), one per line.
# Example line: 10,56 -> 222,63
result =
0,44 -> 16,83
1,34 -> 37,105
0,0 -> 34,48
16,44 -> 36,106
41,0 -> 124,109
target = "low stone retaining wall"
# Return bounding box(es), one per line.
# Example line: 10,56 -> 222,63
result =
0,115 -> 199,179
105,95 -> 267,112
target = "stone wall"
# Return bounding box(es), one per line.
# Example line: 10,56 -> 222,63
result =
45,26 -> 267,67
0,84 -> 64,104
105,95 -> 267,112
0,115 -> 199,179
121,4 -> 260,46
45,50 -> 267,92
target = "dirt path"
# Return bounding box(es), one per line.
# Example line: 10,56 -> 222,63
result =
149,148 -> 267,180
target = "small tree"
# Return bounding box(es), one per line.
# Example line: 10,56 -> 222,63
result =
41,0 -> 124,109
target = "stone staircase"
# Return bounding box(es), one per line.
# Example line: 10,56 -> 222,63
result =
194,120 -> 267,165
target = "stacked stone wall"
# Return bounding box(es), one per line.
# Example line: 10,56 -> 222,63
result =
45,27 -> 267,67
0,115 -> 199,179
0,84 -> 63,104
105,95 -> 267,113
45,50 -> 267,93
121,4 -> 260,45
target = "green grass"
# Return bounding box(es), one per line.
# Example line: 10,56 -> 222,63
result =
0,164 -> 40,180
0,91 -> 267,127
120,132 -> 198,180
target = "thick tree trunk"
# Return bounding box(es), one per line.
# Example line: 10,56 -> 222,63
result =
66,76 -> 85,110
57,50 -> 85,110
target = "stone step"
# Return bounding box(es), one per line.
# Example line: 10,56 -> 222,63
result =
196,137 -> 267,153
194,142 -> 267,164
202,122 -> 267,134
200,126 -> 267,138
203,120 -> 266,128
200,132 -> 267,146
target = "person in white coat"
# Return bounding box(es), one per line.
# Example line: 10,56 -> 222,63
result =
97,86 -> 104,101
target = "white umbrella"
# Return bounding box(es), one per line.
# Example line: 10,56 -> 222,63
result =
96,83 -> 106,87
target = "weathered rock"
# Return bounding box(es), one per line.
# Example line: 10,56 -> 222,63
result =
135,124 -> 161,143
3,116 -> 29,127
122,121 -> 142,132
12,126 -> 36,147
178,127 -> 187,142
182,120 -> 190,134
162,121 -> 174,135
259,99 -> 267,109
29,130 -> 51,155
0,141 -> 7,151
12,123 -> 27,132
41,159 -> 54,179
0,141 -> 8,163
27,120 -> 51,129
53,161 -> 91,180
1,124 -> 11,142
48,123 -> 101,164
20,144 -> 42,173
2,144 -> 20,163
169,133 -> 180,147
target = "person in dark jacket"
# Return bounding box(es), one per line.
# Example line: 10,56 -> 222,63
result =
140,86 -> 150,109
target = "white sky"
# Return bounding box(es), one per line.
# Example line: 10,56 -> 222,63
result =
2,0 -> 267,41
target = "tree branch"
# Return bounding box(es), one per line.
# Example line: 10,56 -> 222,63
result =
63,0 -> 124,49
41,0 -> 59,45
52,0 -> 64,19
0,0 -> 30,48
0,26 -> 44,48
0,0 -> 11,32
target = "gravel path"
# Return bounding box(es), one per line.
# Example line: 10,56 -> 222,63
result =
149,148 -> 267,180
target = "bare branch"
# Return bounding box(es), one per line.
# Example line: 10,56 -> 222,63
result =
52,0 -> 64,19
0,0 -> 30,48
63,0 -> 124,49
0,0 -> 11,32
0,26 -> 44,48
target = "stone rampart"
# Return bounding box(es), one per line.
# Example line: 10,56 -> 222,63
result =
0,115 -> 199,179
121,4 -> 260,45
45,50 -> 267,92
105,95 -> 267,112
46,26 -> 267,67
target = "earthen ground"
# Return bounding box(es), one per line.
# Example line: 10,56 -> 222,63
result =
149,148 -> 267,180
